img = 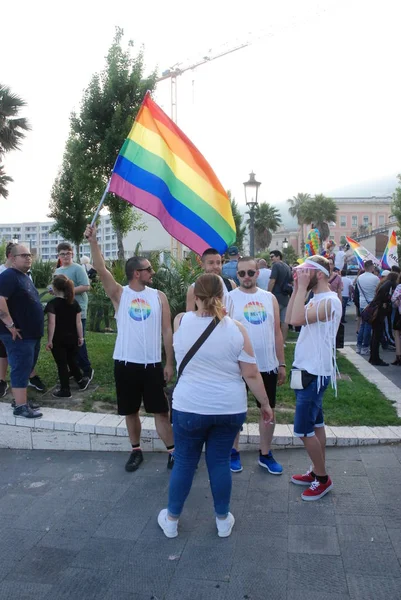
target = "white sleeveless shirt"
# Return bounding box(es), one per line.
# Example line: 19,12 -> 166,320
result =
173,313 -> 256,415
113,285 -> 162,365
191,276 -> 234,317
230,287 -> 279,373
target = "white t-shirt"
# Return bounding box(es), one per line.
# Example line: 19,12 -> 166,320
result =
256,268 -> 271,290
341,276 -> 353,298
230,287 -> 278,373
335,250 -> 345,271
357,272 -> 380,310
113,286 -> 162,364
173,312 -> 256,415
0,264 -> 7,274
293,291 -> 342,380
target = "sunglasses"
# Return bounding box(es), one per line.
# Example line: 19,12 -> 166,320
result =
137,266 -> 153,273
238,269 -> 257,278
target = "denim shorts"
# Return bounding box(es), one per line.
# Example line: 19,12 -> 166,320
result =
0,336 -> 41,388
293,376 -> 330,438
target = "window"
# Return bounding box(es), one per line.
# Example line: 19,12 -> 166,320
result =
42,240 -> 49,246
378,215 -> 385,226
363,216 -> 369,226
105,235 -> 110,241
340,215 -> 346,227
352,216 -> 357,227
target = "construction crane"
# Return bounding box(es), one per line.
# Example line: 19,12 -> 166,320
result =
156,40 -> 252,258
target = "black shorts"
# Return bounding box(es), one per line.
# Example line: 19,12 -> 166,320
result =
255,371 -> 278,409
114,360 -> 169,416
0,339 -> 7,359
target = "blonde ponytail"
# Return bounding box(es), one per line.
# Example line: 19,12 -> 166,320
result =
194,273 -> 225,320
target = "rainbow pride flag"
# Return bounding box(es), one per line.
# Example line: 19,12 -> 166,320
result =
345,236 -> 381,268
108,92 -> 236,255
381,230 -> 399,270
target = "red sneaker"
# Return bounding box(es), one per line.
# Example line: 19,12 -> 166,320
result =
291,469 -> 314,486
301,477 -> 333,501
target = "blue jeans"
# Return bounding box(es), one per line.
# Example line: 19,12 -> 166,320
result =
0,336 -> 41,388
293,376 -> 330,437
357,320 -> 372,348
77,319 -> 92,375
168,410 -> 246,518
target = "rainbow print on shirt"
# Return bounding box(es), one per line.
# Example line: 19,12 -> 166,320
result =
129,298 -> 152,321
244,302 -> 267,325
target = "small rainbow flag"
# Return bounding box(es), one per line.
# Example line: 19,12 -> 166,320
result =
381,230 -> 399,270
109,92 -> 236,255
345,236 -> 381,268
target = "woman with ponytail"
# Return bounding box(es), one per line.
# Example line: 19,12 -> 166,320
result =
158,273 -> 273,539
44,275 -> 90,398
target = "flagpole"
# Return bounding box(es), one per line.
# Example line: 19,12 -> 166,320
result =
90,180 -> 110,227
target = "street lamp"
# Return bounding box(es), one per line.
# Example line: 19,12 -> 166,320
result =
282,237 -> 289,250
244,171 -> 261,257
12,236 -> 19,244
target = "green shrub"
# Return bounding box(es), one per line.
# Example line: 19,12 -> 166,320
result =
31,259 -> 56,288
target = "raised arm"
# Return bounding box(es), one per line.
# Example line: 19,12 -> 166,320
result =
84,224 -> 122,309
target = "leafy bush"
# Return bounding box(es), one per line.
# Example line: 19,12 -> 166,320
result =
31,259 -> 56,288
152,255 -> 202,319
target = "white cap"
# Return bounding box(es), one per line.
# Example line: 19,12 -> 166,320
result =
381,270 -> 390,276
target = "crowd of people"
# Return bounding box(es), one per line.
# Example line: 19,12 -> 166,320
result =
1,232 -> 400,539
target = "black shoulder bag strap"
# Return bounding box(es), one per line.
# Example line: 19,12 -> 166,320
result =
176,317 -> 220,385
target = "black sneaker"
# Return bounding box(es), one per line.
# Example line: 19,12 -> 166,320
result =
0,380 -> 8,398
52,389 -> 72,398
28,375 -> 46,392
13,404 -> 42,418
84,368 -> 95,383
167,452 -> 175,470
125,449 -> 144,472
78,377 -> 90,391
11,398 -> 41,409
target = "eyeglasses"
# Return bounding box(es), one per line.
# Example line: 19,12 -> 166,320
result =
14,253 -> 32,258
238,269 -> 257,278
137,266 -> 153,273
59,252 -> 72,257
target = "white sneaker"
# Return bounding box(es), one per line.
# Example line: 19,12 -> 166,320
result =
157,509 -> 178,538
216,512 -> 235,538
361,347 -> 370,355
356,346 -> 361,354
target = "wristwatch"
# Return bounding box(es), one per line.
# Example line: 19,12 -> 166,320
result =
5,322 -> 15,329
279,363 -> 286,368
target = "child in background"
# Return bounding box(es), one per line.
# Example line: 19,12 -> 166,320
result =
45,275 -> 90,398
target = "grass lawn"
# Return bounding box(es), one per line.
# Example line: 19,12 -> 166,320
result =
34,331 -> 401,426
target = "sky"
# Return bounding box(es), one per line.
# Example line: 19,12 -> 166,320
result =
1,0 -> 401,224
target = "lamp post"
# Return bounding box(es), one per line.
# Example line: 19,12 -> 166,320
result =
282,237 -> 289,250
12,236 -> 19,244
244,171 -> 261,257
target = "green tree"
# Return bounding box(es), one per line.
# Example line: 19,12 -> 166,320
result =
0,84 -> 30,198
300,194 -> 338,242
248,202 -> 282,252
283,244 -> 299,265
69,27 -> 154,258
287,192 -> 310,252
227,190 -> 246,252
391,173 -> 401,263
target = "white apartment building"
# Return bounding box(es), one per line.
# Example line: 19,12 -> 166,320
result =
0,210 -> 172,261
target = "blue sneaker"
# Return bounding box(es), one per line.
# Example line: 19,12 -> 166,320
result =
230,449 -> 243,473
258,451 -> 283,475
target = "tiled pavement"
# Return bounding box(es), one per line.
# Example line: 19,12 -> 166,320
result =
1,446 -> 401,599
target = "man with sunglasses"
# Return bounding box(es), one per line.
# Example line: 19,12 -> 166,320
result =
85,224 -> 175,473
229,257 -> 286,474
0,245 -> 43,418
55,242 -> 93,381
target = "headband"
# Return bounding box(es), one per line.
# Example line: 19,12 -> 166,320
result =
296,259 -> 330,277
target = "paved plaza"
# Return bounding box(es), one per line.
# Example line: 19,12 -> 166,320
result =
1,446 -> 401,600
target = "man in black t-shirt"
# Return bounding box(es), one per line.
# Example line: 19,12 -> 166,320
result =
0,245 -> 43,418
268,250 -> 293,343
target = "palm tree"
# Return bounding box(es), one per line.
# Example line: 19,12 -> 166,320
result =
0,84 -> 30,199
0,165 -> 12,199
301,194 -> 337,243
227,190 -> 246,252
287,192 -> 310,252
247,202 -> 282,252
